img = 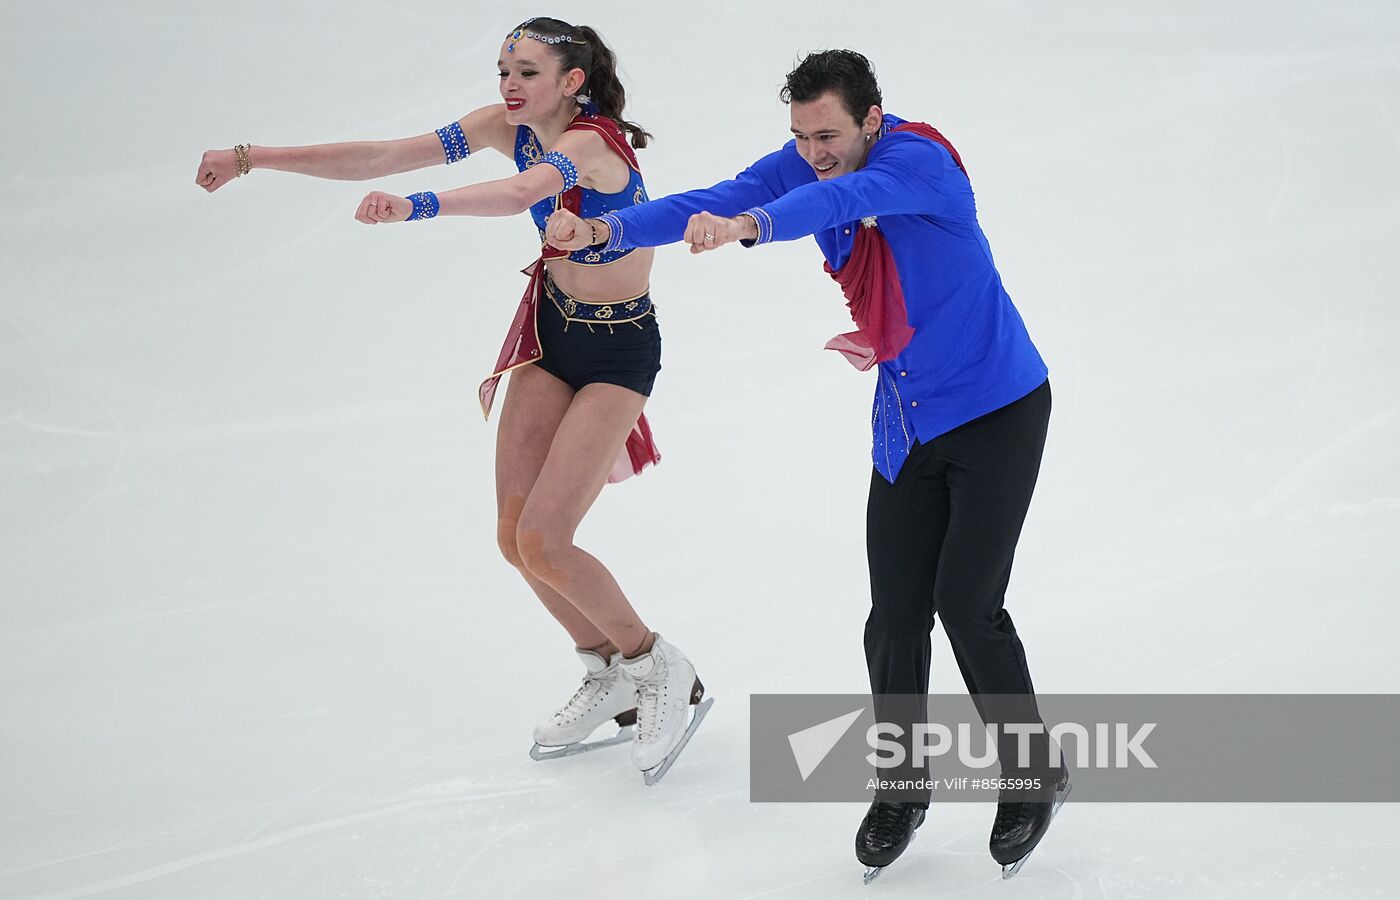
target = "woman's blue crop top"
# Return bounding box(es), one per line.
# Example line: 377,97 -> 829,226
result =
514,124 -> 648,265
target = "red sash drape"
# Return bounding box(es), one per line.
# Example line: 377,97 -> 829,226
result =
477,115 -> 660,483
822,122 -> 968,371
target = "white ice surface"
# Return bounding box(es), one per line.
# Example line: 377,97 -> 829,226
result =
3,1 -> 1399,898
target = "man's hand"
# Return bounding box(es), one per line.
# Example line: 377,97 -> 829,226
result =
683,211 -> 758,254
545,208 -> 595,251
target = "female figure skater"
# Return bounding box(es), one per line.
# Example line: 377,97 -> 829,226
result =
193,17 -> 709,784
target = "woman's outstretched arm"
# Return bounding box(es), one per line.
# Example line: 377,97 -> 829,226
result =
194,104 -> 514,193
353,127 -> 623,224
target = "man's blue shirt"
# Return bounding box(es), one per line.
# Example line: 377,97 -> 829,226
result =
599,115 -> 1048,481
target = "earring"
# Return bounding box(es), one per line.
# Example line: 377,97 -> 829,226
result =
864,132 -> 872,143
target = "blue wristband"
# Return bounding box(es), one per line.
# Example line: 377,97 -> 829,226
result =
406,191 -> 440,221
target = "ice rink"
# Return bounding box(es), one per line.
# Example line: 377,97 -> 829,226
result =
3,1 -> 1399,897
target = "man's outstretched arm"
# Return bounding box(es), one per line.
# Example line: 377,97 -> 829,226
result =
545,149 -> 787,251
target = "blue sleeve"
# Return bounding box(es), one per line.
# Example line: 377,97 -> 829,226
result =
743,136 -> 973,245
599,149 -> 788,249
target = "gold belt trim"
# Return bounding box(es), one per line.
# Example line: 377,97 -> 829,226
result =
543,276 -> 654,328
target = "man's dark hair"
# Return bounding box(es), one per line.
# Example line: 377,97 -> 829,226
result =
780,49 -> 883,123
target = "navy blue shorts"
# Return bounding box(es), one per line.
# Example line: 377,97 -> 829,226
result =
534,276 -> 662,397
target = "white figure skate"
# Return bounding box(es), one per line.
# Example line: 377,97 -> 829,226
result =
619,635 -> 714,785
529,648 -> 637,761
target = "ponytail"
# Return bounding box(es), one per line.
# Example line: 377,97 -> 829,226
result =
574,25 -> 652,149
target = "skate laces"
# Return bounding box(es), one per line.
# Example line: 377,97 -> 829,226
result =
632,657 -> 667,744
869,802 -> 910,842
556,673 -> 606,723
993,796 -> 1035,833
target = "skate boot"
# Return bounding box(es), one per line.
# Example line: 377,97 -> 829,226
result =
990,766 -> 1071,879
529,648 -> 637,761
619,634 -> 713,785
856,800 -> 926,884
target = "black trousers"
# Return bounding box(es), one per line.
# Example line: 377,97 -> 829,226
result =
865,380 -> 1053,801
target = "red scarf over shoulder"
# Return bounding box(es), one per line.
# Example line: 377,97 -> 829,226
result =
477,115 -> 660,484
822,122 -> 968,371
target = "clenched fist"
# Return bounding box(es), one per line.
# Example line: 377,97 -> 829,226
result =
683,211 -> 757,254
355,191 -> 411,224
194,149 -> 239,193
545,208 -> 593,251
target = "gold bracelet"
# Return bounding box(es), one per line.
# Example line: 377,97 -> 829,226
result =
233,143 -> 252,177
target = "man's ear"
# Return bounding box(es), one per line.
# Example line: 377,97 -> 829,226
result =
864,105 -> 884,135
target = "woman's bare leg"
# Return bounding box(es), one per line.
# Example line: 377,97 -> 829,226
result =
517,381 -> 653,657
495,364 -> 614,651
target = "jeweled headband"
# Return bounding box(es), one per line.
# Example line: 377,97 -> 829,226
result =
506,18 -> 589,54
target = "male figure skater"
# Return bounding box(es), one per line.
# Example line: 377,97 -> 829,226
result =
547,50 -> 1068,880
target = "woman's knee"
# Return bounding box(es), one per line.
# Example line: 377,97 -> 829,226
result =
495,493 -> 536,570
497,517 -> 527,570
516,519 -> 573,584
